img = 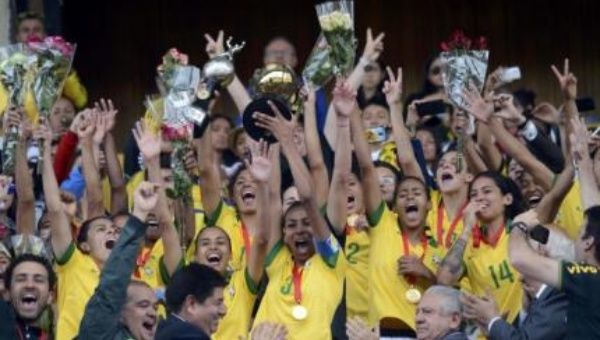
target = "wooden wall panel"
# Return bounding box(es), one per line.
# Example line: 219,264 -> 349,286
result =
62,0 -> 600,145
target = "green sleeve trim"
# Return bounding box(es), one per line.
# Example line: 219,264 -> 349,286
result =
205,200 -> 224,227
367,201 -> 386,227
264,240 -> 284,268
322,251 -> 340,269
55,242 -> 76,265
244,268 -> 260,295
159,256 -> 184,285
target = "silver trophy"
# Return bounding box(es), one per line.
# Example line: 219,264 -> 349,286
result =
197,37 -> 245,100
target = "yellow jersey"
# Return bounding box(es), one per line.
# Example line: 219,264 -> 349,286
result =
464,226 -> 523,324
554,180 -> 584,240
213,269 -> 258,340
344,225 -> 370,320
367,203 -> 441,329
134,239 -> 169,290
205,200 -> 250,271
426,190 -> 472,292
252,240 -> 346,340
126,171 -> 206,263
55,243 -> 100,340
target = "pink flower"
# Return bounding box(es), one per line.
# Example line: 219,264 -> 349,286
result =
45,36 -> 75,56
440,42 -> 450,52
161,125 -> 189,141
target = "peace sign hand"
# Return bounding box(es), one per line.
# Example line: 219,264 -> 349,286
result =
551,58 -> 577,101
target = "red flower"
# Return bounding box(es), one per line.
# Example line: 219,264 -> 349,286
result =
441,29 -> 488,51
476,36 -> 487,50
161,125 -> 189,141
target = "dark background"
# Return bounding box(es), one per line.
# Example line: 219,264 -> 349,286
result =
61,0 -> 600,144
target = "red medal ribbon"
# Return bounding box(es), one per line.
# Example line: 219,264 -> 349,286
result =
134,247 -> 152,279
473,222 -> 505,248
401,227 -> 428,284
436,201 -> 468,248
292,263 -> 304,304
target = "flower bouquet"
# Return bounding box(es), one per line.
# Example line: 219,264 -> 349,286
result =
27,36 -> 76,120
157,48 -> 205,131
439,30 -> 489,171
315,1 -> 356,75
0,43 -> 36,175
302,33 -> 334,89
439,30 -> 489,110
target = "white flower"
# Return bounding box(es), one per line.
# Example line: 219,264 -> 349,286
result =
319,14 -> 334,31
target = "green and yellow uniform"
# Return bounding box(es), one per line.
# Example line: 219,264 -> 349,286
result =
55,243 -> 100,340
213,269 -> 258,340
252,239 -> 346,340
367,203 -> 441,329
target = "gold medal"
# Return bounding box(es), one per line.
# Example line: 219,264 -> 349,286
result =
292,305 -> 308,320
144,267 -> 153,276
405,287 -> 421,304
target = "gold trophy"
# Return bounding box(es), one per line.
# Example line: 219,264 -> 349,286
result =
243,63 -> 300,143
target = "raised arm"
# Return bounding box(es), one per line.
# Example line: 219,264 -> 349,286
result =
351,104 -> 383,216
80,110 -> 106,218
302,87 -> 329,206
205,31 -> 251,113
244,140 -> 272,283
39,122 -> 72,258
437,202 -> 478,286
571,117 -> 600,209
464,88 -> 554,191
551,59 -> 578,135
79,182 -> 158,338
509,210 -> 560,288
385,66 -> 423,181
13,110 -> 35,235
326,80 -> 355,234
132,120 -> 182,276
95,99 -> 127,214
324,28 -> 384,147
535,162 -> 575,224
255,102 -> 331,241
195,117 -> 222,217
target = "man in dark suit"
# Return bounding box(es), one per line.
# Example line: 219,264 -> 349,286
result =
156,263 -> 227,340
462,223 -> 571,340
462,277 -> 568,340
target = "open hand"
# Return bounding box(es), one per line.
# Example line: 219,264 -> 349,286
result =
252,101 -> 295,144
132,120 -> 162,161
463,83 -> 494,123
94,98 -> 118,133
332,78 -> 357,118
245,139 -> 272,183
